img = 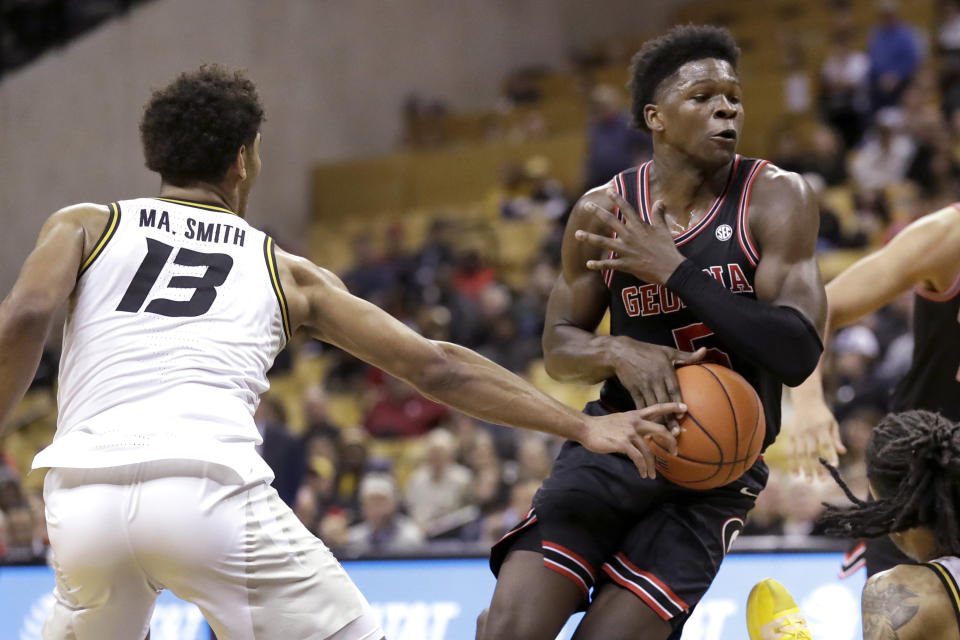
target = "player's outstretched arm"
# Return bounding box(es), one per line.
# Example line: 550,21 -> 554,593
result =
276,250 -> 682,478
576,167 -> 826,388
542,190 -> 705,430
862,566 -> 951,640
788,207 -> 960,476
0,206 -> 99,435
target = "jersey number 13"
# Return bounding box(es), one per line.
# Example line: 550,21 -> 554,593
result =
116,238 -> 233,318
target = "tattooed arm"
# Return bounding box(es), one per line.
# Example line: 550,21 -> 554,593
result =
862,566 -> 954,640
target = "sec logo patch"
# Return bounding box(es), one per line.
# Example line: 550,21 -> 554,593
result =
715,224 -> 733,241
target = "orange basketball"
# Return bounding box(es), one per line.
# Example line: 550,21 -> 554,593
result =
649,363 -> 766,490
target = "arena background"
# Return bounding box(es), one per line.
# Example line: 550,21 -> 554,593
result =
0,0 -> 945,638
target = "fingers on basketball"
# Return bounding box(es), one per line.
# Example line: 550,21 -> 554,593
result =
647,363 -> 766,490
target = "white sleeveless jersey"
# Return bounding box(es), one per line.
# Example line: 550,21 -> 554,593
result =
927,556 -> 960,630
32,197 -> 292,481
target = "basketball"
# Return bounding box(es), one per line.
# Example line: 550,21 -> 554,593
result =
649,363 -> 766,490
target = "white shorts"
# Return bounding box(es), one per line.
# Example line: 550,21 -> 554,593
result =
41,460 -> 383,640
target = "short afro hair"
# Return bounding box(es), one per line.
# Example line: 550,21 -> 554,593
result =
140,65 -> 265,186
629,25 -> 740,131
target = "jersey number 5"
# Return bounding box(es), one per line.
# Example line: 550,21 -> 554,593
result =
116,238 -> 234,318
672,323 -> 733,368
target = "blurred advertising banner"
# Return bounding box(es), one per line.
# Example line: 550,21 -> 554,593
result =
0,552 -> 864,640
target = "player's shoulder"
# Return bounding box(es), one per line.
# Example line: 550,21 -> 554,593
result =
750,162 -> 815,207
48,202 -> 111,225
274,246 -> 345,292
42,202 -> 111,240
867,563 -> 943,594
568,178 -> 630,233
864,564 -> 954,639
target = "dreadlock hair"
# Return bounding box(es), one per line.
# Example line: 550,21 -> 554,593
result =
628,25 -> 740,131
817,410 -> 960,557
140,65 -> 265,187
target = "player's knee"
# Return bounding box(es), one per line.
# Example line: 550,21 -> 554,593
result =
475,608 -> 488,639
481,604 -> 549,640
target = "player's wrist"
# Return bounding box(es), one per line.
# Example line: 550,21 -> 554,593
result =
571,414 -> 592,446
655,253 -> 687,284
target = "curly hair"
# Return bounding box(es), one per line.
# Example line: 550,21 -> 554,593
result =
140,65 -> 265,186
818,410 -> 960,557
628,25 -> 740,131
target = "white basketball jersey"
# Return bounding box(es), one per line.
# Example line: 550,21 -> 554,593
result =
927,556 -> 960,630
32,197 -> 291,481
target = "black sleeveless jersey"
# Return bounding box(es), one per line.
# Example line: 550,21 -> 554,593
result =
599,156 -> 783,448
890,275 -> 960,420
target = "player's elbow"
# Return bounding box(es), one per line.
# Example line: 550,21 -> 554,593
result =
407,342 -> 466,396
541,330 -> 577,382
542,350 -> 566,381
778,337 -> 823,387
1,292 -> 60,328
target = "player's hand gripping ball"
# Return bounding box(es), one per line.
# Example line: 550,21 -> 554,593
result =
649,363 -> 765,489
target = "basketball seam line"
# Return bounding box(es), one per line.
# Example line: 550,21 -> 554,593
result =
698,364 -> 739,485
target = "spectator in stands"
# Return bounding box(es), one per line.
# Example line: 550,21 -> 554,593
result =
803,173 -> 868,251
831,325 -> 889,421
809,125 -> 849,187
363,374 -> 449,439
254,396 -> 303,507
481,479 -> 540,543
301,385 -> 343,443
451,249 -> 496,299
583,85 -> 652,189
780,476 -> 828,539
347,473 -> 424,554
867,0 -> 923,111
939,0 -> 960,114
5,504 -> 41,563
512,434 -> 554,483
781,38 -> 812,115
477,311 -> 537,374
904,99 -> 957,200
771,126 -> 813,176
406,429 -> 473,534
472,285 -> 539,374
430,263 -> 485,347
499,156 -> 569,221
743,469 -> 785,536
415,305 -> 453,343
820,27 -> 871,148
838,408 -> 883,477
470,462 -> 509,518
334,428 -> 373,519
342,235 -> 397,303
318,508 -> 351,551
295,432 -> 341,530
514,258 -> 557,336
410,218 -> 455,291
850,187 -> 892,241
850,107 -> 916,191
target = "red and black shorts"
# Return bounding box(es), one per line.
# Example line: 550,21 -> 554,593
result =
490,401 -> 768,633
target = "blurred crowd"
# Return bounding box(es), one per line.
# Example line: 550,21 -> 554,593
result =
3,0 -> 960,563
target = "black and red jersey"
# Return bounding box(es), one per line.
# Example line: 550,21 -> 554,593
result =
599,155 -> 783,447
891,270 -> 960,420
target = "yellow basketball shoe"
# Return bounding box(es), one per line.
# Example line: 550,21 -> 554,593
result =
746,578 -> 812,640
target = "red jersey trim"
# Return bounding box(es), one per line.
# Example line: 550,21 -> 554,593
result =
737,160 -> 767,266
915,266 -> 960,302
639,156 -> 740,246
603,172 -> 627,287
